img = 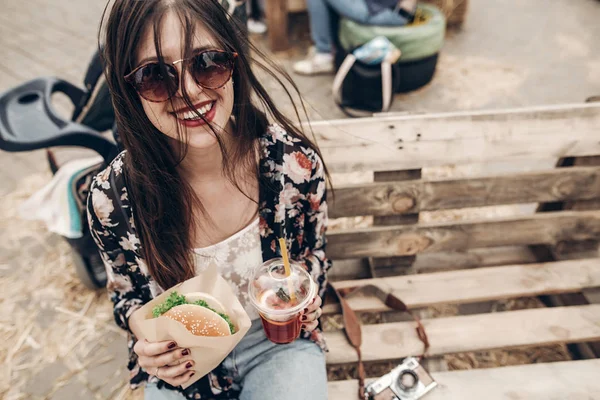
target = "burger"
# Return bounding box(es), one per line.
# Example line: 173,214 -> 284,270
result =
152,291 -> 236,336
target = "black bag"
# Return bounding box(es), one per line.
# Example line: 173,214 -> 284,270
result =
332,50 -> 400,118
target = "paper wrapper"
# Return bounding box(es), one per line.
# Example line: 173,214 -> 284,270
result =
129,262 -> 252,389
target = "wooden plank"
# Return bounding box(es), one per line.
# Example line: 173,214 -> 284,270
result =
309,103 -> 600,147
327,210 -> 600,259
325,304 -> 600,364
265,0 -> 289,52
330,166 -> 600,218
323,258 -> 600,315
410,245 -> 539,272
321,135 -> 600,173
327,246 -> 539,280
328,359 -> 600,400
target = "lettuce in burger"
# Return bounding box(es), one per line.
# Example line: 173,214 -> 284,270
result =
152,291 -> 236,336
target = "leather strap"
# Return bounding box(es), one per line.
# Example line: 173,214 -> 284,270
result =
328,283 -> 430,400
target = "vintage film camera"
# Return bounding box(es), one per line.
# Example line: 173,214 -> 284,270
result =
365,357 -> 437,400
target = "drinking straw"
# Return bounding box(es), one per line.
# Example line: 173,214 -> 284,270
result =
278,238 -> 297,303
278,141 -> 297,303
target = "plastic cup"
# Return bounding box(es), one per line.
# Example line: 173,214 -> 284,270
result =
248,258 -> 316,344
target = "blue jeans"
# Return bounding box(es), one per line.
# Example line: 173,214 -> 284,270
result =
144,319 -> 328,400
308,0 -> 408,53
246,0 -> 265,19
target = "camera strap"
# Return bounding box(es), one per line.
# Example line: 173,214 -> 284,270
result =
327,283 -> 430,400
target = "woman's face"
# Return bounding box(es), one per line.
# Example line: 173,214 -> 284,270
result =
134,11 -> 234,149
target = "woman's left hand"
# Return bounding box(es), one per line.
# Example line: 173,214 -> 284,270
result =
300,295 -> 323,332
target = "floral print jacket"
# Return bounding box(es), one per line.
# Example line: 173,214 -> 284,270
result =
86,124 -> 331,399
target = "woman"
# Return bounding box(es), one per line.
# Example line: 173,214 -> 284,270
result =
87,0 -> 331,399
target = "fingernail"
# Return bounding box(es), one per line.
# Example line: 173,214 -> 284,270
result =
301,315 -> 307,321
186,362 -> 193,369
303,308 -> 308,314
168,342 -> 177,349
182,349 -> 190,356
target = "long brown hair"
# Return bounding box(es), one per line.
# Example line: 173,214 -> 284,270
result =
100,0 -> 327,290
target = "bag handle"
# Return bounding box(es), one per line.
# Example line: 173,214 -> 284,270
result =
327,282 -> 430,400
332,54 -> 394,118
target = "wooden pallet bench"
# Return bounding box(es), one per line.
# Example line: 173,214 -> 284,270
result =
315,103 -> 600,399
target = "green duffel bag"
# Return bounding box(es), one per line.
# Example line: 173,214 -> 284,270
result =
338,3 -> 446,62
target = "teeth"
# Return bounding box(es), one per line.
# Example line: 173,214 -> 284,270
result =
178,102 -> 213,120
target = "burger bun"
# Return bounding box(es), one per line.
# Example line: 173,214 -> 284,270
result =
163,304 -> 231,337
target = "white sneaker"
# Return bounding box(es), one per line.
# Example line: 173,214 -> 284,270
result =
247,19 -> 267,34
293,47 -> 334,76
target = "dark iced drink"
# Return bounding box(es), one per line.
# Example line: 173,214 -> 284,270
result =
249,259 -> 316,344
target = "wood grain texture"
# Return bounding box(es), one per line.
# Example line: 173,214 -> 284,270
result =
327,211 -> 600,259
325,304 -> 600,364
309,103 -> 600,147
328,359 -> 600,400
321,136 -> 600,173
323,258 -> 600,314
326,246 -> 539,280
330,167 -> 600,218
313,104 -> 600,172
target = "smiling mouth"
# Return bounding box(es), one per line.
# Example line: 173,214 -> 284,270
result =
173,101 -> 216,121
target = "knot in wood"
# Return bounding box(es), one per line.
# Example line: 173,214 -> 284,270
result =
391,195 -> 415,213
552,176 -> 578,199
396,233 -> 432,255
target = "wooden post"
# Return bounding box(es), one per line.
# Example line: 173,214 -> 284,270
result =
370,169 -> 421,277
265,0 -> 289,52
372,169 -> 448,372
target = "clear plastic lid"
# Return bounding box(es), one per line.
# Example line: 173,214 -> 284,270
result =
248,258 -> 316,316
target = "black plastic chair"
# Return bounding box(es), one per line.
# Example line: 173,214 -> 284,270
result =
0,76 -> 117,289
0,76 -> 117,162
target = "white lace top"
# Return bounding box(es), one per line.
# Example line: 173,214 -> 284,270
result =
193,218 -> 263,320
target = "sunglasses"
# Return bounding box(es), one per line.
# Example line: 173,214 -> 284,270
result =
124,49 -> 238,102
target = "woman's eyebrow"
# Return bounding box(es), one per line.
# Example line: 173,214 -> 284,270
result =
136,45 -> 216,66
137,55 -> 158,66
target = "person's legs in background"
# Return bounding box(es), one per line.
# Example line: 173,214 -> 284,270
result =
247,0 -> 268,34
326,0 -> 408,26
293,0 -> 409,75
293,0 -> 335,75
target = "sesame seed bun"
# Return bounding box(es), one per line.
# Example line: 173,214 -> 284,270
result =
162,304 -> 232,337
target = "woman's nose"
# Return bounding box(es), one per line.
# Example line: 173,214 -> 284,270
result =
176,68 -> 203,99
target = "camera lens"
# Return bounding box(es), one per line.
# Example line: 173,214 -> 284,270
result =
396,370 -> 419,391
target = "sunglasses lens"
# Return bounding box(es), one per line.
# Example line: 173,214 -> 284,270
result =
132,63 -> 177,101
192,51 -> 234,89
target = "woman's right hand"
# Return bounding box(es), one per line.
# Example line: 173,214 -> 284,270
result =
134,339 -> 196,387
